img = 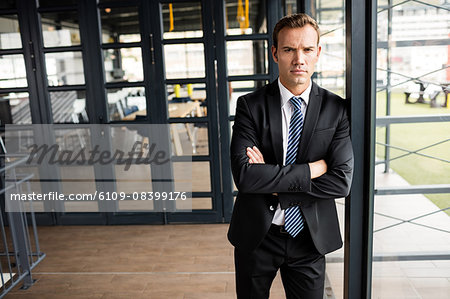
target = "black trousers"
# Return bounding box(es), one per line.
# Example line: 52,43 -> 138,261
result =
234,224 -> 325,299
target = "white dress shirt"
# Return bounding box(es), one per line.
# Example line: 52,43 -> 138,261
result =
272,78 -> 312,225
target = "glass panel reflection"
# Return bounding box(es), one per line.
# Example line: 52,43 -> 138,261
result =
164,43 -> 205,79
229,80 -> 268,116
226,40 -> 268,76
104,48 -> 143,83
50,90 -> 88,124
161,2 -> 203,39
177,197 -> 212,210
0,54 -> 27,88
115,164 -> 152,194
173,161 -> 210,192
170,122 -> 208,156
373,0 -> 450,298
106,87 -> 146,121
0,15 -> 22,49
166,83 -> 206,116
40,11 -> 81,47
38,0 -> 78,7
45,51 -> 84,86
100,6 -> 140,43
60,166 -> 96,195
315,2 -> 345,97
0,92 -> 31,125
225,0 -> 267,35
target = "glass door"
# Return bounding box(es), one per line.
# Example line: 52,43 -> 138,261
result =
149,0 -> 223,223
100,0 -> 224,223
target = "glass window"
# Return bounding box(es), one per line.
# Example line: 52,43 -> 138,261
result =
170,122 -> 208,156
229,80 -> 268,116
161,2 -> 203,39
165,83 -> 206,116
177,197 -> 212,210
0,15 -> 22,49
163,43 -> 205,79
315,2 -> 346,97
103,47 -> 143,83
0,54 -> 27,88
283,0 -> 297,15
225,0 -> 267,35
40,11 -> 81,47
45,51 -> 84,86
173,161 -> 210,192
100,6 -> 140,44
226,40 -> 268,76
373,0 -> 450,298
106,87 -> 145,121
0,92 -> 31,125
115,164 -> 152,194
50,90 -> 87,124
38,0 -> 78,7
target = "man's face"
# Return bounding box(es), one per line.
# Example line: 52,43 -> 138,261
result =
271,25 -> 321,95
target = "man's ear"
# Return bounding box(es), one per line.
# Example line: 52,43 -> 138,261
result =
271,45 -> 278,63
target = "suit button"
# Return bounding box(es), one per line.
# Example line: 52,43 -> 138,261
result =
269,205 -> 275,211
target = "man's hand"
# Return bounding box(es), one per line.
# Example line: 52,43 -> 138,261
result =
246,146 -> 265,164
308,159 -> 328,179
247,146 -> 327,179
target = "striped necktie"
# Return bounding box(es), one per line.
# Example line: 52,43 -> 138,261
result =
284,96 -> 305,237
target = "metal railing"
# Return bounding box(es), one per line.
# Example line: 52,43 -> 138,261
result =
0,141 -> 45,297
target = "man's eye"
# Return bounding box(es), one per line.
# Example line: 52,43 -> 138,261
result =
284,49 -> 292,52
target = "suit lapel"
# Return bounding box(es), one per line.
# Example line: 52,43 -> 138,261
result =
297,82 -> 322,163
266,81 -> 284,165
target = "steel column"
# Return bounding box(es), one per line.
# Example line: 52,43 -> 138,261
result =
345,0 -> 377,298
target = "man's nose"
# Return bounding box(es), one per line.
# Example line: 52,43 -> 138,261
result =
293,50 -> 305,65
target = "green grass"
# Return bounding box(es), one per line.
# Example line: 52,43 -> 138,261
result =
375,91 -> 450,216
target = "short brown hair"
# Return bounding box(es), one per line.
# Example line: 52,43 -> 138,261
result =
272,13 -> 320,48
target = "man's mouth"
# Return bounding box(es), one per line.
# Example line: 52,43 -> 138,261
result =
290,69 -> 307,74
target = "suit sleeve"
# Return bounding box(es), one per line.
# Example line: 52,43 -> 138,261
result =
306,105 -> 354,199
276,102 -> 353,208
230,96 -> 312,194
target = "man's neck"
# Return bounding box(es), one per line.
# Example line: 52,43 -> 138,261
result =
280,82 -> 310,96
279,80 -> 311,97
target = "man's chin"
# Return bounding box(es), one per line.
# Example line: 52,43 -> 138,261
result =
293,78 -> 308,85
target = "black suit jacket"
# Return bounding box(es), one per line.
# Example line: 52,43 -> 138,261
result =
228,80 -> 354,255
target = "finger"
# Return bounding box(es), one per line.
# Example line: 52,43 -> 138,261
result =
247,149 -> 258,162
246,147 -> 255,159
252,146 -> 265,162
247,148 -> 261,163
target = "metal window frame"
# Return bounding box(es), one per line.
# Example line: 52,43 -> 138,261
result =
345,0 -> 377,298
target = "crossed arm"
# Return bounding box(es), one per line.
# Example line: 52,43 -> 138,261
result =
230,96 -> 354,202
246,146 -> 328,179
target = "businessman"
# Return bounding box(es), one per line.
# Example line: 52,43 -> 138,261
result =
228,13 -> 354,298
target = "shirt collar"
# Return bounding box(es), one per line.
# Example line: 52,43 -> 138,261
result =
278,78 -> 312,108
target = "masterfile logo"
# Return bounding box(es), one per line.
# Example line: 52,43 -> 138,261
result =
4,124 -> 192,213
